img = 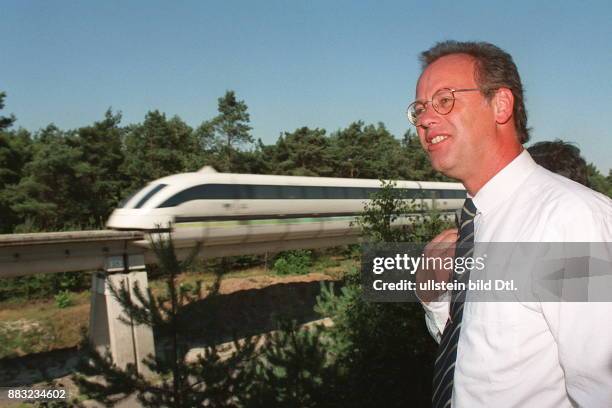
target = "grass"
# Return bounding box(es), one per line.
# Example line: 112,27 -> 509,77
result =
0,251 -> 357,360
0,291 -> 90,359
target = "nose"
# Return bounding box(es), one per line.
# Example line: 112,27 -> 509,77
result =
417,102 -> 440,129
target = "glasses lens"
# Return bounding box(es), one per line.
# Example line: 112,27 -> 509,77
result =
407,102 -> 424,125
432,89 -> 455,115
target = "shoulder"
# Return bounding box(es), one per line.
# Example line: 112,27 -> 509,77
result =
529,166 -> 611,214
523,166 -> 612,241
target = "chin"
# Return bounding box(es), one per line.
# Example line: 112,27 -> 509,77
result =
430,157 -> 449,172
431,159 -> 458,179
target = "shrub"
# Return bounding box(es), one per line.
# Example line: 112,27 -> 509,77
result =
0,271 -> 89,302
272,250 -> 312,275
54,290 -> 73,309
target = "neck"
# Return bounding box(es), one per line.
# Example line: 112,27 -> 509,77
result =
463,141 -> 523,196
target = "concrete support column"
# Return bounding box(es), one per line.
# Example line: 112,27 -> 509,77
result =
89,254 -> 155,378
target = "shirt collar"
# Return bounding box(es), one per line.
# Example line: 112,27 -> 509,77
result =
470,149 -> 538,215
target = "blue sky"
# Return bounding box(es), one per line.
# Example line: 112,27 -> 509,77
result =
1,0 -> 611,173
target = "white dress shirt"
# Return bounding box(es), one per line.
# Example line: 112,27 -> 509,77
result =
422,150 -> 612,407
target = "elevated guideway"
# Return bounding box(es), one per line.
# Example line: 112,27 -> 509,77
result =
0,228 -> 359,377
0,229 -> 360,278
0,230 -> 145,278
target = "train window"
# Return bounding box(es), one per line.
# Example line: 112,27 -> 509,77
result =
249,185 -> 283,199
134,184 -> 168,209
282,186 -> 303,199
236,185 -> 249,199
238,184 -> 254,199
405,189 -> 423,199
322,187 -> 344,199
345,187 -> 364,199
204,184 -> 240,199
158,184 -> 235,207
438,189 -> 467,199
157,182 -> 467,207
412,189 -> 434,199
304,186 -> 325,199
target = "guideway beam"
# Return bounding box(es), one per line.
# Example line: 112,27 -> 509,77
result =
89,254 -> 155,378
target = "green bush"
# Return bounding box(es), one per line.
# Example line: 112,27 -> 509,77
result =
272,250 -> 313,275
54,290 -> 73,309
0,271 -> 90,302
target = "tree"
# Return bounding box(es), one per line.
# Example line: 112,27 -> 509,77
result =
197,91 -> 253,171
587,163 -> 612,198
0,92 -> 32,232
0,91 -> 16,131
268,127 -> 333,176
0,129 -> 32,187
228,139 -> 271,174
0,129 -> 32,233
329,122 -> 407,179
8,125 -> 88,231
72,109 -> 127,226
241,319 -> 342,407
122,111 -> 201,192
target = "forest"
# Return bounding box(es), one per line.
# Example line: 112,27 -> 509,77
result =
0,89 -> 611,235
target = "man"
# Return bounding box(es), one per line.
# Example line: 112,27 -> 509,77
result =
410,41 -> 612,407
528,139 -> 589,186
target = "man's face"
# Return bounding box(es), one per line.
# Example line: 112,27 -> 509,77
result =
415,54 -> 497,181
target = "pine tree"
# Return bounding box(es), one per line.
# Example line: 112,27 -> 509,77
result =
122,111 -> 201,192
269,127 -> 333,176
73,109 -> 127,226
9,125 -> 87,231
74,236 -> 259,407
0,134 -> 32,232
196,91 -> 253,172
587,163 -> 612,197
241,319 -> 341,407
0,91 -> 16,131
329,121 -> 406,179
228,139 -> 271,174
0,92 -> 30,232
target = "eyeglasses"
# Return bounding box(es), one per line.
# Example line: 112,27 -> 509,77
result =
406,88 -> 480,126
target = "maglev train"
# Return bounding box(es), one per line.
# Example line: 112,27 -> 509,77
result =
107,167 -> 466,246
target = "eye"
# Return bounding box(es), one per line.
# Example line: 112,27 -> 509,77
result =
438,96 -> 453,107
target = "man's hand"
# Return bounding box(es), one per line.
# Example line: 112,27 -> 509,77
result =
416,228 -> 458,304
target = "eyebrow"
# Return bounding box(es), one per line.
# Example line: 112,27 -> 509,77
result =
414,87 -> 453,102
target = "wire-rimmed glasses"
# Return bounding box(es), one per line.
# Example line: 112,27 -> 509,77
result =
406,88 -> 480,126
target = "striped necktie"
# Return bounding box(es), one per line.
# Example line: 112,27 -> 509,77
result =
432,198 -> 477,408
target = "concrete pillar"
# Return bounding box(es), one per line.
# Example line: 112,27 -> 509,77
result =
89,254 -> 155,378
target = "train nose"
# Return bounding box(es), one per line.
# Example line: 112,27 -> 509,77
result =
106,209 -> 174,230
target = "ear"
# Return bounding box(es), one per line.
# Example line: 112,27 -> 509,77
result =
493,88 -> 514,125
